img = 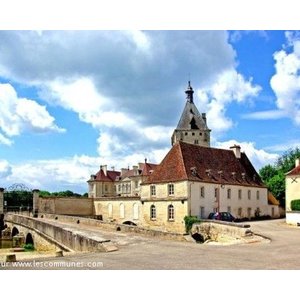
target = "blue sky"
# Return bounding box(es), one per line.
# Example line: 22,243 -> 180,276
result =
0,30 -> 300,193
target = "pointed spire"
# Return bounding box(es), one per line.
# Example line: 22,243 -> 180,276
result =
185,81 -> 194,103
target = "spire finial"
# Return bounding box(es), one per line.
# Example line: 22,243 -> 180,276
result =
185,80 -> 194,103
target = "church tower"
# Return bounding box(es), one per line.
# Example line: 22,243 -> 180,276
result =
171,81 -> 211,147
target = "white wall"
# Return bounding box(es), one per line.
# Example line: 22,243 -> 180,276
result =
190,181 -> 270,219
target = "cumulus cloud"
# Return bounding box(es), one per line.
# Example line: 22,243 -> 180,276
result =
9,155 -> 101,192
0,83 -> 65,142
0,160 -> 12,178
215,139 -> 279,171
0,31 -> 237,127
197,69 -> 261,134
0,31 -> 267,191
269,31 -> 300,125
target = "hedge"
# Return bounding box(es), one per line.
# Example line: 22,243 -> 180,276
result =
291,199 -> 300,211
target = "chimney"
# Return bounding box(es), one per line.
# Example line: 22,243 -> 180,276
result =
90,175 -> 96,180
230,144 -> 241,159
121,168 -> 128,176
296,158 -> 300,167
133,165 -> 139,175
101,165 -> 107,176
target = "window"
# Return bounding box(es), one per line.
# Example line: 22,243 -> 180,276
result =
248,190 -> 251,200
104,184 -> 108,192
214,188 -> 218,198
227,188 -> 231,199
119,203 -> 125,219
194,140 -> 199,144
238,189 -> 242,200
150,185 -> 156,196
227,206 -> 231,213
185,132 -> 188,136
133,203 -> 139,220
200,186 -> 205,198
247,207 -> 252,218
256,190 -> 260,200
168,184 -> 174,196
200,206 -> 205,219
238,207 -> 242,217
168,204 -> 175,221
150,204 -> 156,220
192,132 -> 195,136
135,181 -> 139,189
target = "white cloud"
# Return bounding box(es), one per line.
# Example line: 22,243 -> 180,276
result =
0,133 -> 12,146
0,83 -> 64,142
197,69 -> 261,134
9,155 -> 101,193
0,160 -> 12,178
270,31 -> 300,125
264,140 -> 300,152
242,110 -> 287,120
215,139 -> 279,170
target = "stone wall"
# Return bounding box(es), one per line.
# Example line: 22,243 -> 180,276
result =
191,220 -> 251,241
38,197 -> 93,216
33,213 -> 186,241
5,213 -> 114,252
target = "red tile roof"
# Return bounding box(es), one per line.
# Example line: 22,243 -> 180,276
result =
141,162 -> 158,176
93,169 -> 121,182
143,141 -> 265,187
286,165 -> 300,176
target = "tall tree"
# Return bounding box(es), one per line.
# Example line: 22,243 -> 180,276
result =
259,147 -> 300,208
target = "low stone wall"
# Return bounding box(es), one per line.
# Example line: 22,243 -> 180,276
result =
5,213 -> 116,252
38,197 -> 93,216
286,211 -> 300,225
37,213 -> 186,241
191,220 -> 251,241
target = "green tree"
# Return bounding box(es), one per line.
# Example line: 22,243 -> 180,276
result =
259,147 -> 300,208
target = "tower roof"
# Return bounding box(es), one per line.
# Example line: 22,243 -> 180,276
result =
176,81 -> 209,131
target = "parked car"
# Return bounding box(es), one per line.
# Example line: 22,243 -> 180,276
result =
208,212 -> 236,222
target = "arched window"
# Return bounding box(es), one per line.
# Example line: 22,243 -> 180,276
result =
133,203 -> 139,220
150,204 -> 156,220
119,203 -> 125,219
168,204 -> 175,221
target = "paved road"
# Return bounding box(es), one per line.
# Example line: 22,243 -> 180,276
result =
3,218 -> 300,270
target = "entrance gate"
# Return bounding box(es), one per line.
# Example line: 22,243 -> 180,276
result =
4,183 -> 33,213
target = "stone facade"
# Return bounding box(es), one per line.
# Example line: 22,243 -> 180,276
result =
171,81 -> 211,147
286,158 -> 300,211
38,197 -> 94,216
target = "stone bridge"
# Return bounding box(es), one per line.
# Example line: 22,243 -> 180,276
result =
4,213 -> 118,252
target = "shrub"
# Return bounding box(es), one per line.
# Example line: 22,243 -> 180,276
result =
184,216 -> 200,234
291,199 -> 300,211
23,243 -> 35,251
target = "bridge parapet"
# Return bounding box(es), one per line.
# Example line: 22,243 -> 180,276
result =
5,213 -> 117,252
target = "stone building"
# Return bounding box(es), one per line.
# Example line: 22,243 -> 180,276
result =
87,81 -> 279,233
285,158 -> 300,211
171,81 -> 211,147
88,160 -> 157,198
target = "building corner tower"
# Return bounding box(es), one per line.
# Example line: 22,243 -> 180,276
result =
171,81 -> 211,147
